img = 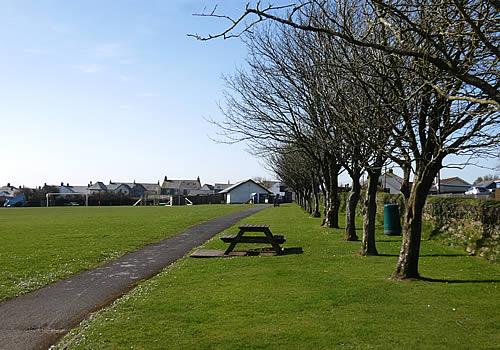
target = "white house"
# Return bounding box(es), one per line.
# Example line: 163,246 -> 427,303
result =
379,170 -> 406,194
219,179 -> 272,204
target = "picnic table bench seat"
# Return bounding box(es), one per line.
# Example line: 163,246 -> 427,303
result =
221,234 -> 286,244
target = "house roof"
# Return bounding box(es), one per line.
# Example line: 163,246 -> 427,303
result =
138,183 -> 161,191
107,183 -> 131,191
474,179 -> 500,188
202,184 -> 215,190
214,183 -> 232,191
439,177 -> 471,186
117,182 -> 147,191
88,182 -> 107,190
0,185 -> 18,196
219,179 -> 272,194
161,179 -> 201,190
61,185 -> 89,194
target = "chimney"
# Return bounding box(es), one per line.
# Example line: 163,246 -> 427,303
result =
228,180 -> 230,185
197,176 -> 200,183
61,182 -> 64,186
133,180 -> 136,184
7,182 -> 10,187
44,183 -> 47,187
157,180 -> 160,185
66,183 -> 69,187
164,176 -> 167,181
109,179 -> 112,184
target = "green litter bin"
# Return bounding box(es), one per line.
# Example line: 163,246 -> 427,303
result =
384,204 -> 402,235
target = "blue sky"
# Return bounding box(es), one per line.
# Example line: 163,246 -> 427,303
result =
0,0 -> 496,188
0,0 -> 274,187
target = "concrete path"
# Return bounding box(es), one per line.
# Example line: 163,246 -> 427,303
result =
0,206 -> 268,350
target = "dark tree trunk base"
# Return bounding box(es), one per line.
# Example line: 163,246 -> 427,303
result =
344,235 -> 359,241
389,273 -> 421,281
359,249 -> 378,256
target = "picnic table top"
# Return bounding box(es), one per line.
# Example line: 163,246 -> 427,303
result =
238,224 -> 270,229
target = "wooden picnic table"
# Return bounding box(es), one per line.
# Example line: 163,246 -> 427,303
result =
221,224 -> 285,255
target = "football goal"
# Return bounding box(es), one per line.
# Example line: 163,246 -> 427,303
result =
45,192 -> 89,207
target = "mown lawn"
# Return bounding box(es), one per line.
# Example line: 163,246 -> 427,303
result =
57,204 -> 500,349
0,205 -> 247,301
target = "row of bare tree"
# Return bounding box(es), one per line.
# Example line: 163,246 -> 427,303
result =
195,0 -> 499,280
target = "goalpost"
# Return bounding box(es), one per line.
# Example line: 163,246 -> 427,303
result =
46,192 -> 89,207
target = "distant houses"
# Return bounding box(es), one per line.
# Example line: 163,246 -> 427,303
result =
59,183 -> 91,195
266,181 -> 294,202
1,176 -> 295,207
87,181 -> 160,196
3,169 -> 497,208
474,179 -> 500,192
0,183 -> 19,198
370,171 -> 478,195
0,183 -> 24,207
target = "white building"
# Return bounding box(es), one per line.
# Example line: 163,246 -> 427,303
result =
219,179 -> 272,204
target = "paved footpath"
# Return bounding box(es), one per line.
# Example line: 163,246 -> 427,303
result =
0,206 -> 268,350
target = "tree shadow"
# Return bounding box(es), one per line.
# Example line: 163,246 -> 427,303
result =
377,253 -> 467,257
420,276 -> 500,284
282,247 -> 304,255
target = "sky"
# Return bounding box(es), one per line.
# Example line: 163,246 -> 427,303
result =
0,0 -> 275,188
0,0 -> 497,188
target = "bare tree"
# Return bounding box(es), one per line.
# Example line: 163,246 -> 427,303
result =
214,24 -> 345,228
191,0 -> 499,106
197,0 -> 499,279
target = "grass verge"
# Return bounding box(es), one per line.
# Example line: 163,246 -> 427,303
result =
0,205 -> 247,301
57,204 -> 499,349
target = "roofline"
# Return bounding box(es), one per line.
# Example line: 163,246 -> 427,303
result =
219,179 -> 273,194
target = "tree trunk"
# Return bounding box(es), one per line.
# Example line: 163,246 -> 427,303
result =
400,163 -> 411,202
361,168 -> 380,256
323,173 -> 340,228
306,190 -> 313,214
345,175 -> 360,241
297,191 -> 304,210
322,161 -> 341,228
392,174 -> 435,279
312,178 -> 321,217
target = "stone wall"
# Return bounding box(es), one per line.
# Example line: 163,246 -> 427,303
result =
423,197 -> 499,261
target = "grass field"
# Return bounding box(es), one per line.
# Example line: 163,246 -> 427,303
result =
57,204 -> 500,349
0,205 -> 247,301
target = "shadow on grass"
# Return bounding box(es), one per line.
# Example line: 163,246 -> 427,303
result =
420,276 -> 500,284
282,247 -> 304,255
377,253 -> 467,257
